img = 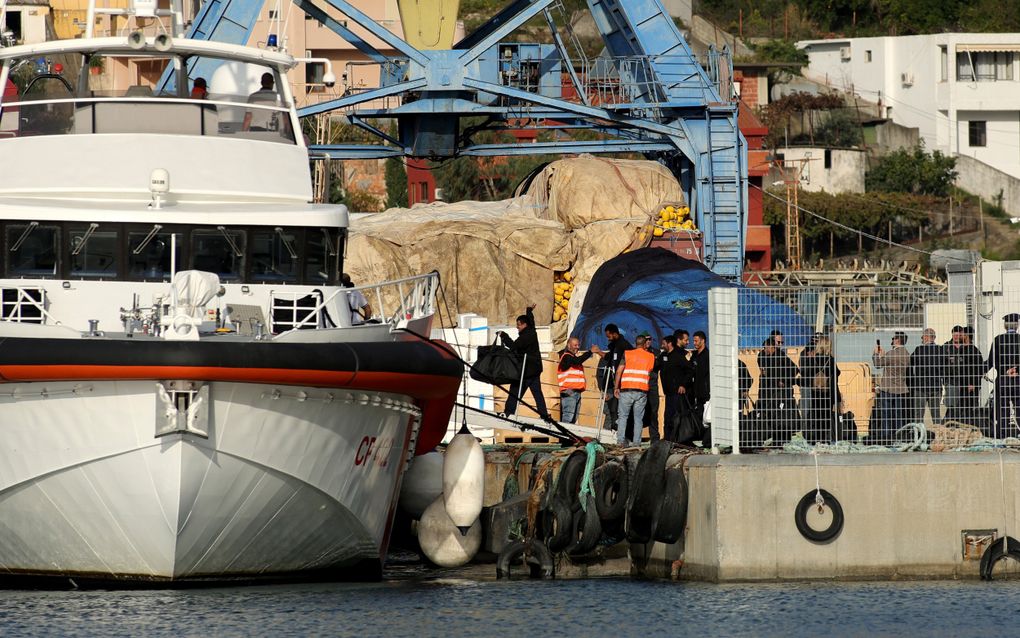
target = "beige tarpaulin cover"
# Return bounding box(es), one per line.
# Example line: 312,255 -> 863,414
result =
346,155 -> 685,330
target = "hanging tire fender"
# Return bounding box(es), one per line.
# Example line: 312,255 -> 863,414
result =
542,494 -> 575,552
653,466 -> 689,544
626,441 -> 671,543
567,493 -> 603,556
496,539 -> 555,580
794,489 -> 844,543
556,450 -> 589,509
980,536 -> 1020,580
593,460 -> 629,522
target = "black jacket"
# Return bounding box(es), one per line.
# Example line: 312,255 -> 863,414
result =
690,347 -> 710,400
989,331 -> 1020,384
947,343 -> 985,390
758,349 -> 799,395
558,349 -> 593,371
656,348 -> 690,395
596,336 -> 632,392
909,342 -> 945,393
499,308 -> 542,378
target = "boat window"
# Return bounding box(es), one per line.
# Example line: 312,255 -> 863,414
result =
191,228 -> 245,281
305,228 -> 342,284
128,226 -> 180,281
6,223 -> 59,277
250,228 -> 299,283
70,225 -> 119,278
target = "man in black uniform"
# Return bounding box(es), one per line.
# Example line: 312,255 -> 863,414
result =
689,330 -> 711,446
656,334 -> 689,441
597,324 -> 632,431
948,326 -> 986,429
909,328 -> 944,425
989,314 -> 1020,438
641,333 -> 661,442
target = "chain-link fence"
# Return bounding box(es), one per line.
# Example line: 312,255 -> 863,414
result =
705,282 -> 1013,450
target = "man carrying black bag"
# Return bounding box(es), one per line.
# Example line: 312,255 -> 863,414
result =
498,304 -> 552,421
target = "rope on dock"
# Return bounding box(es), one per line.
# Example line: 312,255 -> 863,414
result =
577,441 -> 605,512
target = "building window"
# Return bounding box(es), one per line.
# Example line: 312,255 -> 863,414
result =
419,182 -> 428,202
305,62 -> 325,93
957,51 -> 1014,82
940,46 -> 948,81
268,9 -> 278,19
865,50 -> 872,62
969,120 -> 987,147
824,149 -> 832,169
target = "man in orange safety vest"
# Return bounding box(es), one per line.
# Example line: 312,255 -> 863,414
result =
557,336 -> 600,424
614,335 -> 656,445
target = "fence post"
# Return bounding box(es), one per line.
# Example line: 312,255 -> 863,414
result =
709,287 -> 740,452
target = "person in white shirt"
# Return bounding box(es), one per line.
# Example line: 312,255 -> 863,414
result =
242,73 -> 280,131
342,273 -> 372,325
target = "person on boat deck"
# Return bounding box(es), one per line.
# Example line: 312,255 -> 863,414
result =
242,73 -> 280,131
498,304 -> 552,422
556,336 -> 600,424
190,77 -> 208,100
341,273 -> 372,326
614,334 -> 656,446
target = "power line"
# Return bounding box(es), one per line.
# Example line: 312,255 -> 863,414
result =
753,184 -> 977,263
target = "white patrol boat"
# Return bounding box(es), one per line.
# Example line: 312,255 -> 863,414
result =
0,0 -> 461,584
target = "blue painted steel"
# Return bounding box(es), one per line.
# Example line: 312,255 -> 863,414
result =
155,0 -> 267,93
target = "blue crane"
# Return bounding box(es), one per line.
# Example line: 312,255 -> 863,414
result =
161,0 -> 747,278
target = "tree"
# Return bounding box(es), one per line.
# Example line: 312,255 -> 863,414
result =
384,157 -> 408,209
866,146 -> 957,197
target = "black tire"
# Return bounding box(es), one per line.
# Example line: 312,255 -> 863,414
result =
567,494 -> 603,556
653,466 -> 689,544
626,441 -> 671,542
593,461 -> 629,522
980,536 -> 1020,581
542,494 -> 574,552
496,539 -> 555,580
794,489 -> 844,543
556,450 -> 589,508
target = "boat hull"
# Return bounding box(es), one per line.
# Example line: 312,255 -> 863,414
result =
0,379 -> 424,582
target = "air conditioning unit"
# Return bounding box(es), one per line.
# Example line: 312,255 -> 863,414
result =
839,46 -> 851,61
901,72 -> 914,86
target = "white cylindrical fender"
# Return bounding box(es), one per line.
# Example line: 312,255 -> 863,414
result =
399,451 -> 444,519
418,496 -> 482,568
442,427 -> 485,533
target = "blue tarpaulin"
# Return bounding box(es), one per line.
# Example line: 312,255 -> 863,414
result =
572,248 -> 812,349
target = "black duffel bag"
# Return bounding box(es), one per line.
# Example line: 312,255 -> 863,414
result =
470,339 -> 523,386
671,395 -> 704,445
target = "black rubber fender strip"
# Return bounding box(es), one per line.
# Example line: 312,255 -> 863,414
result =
980,536 -> 1020,581
653,466 -> 688,544
625,442 -> 671,544
542,494 -> 575,553
593,461 -> 629,522
794,489 -> 845,543
567,493 -> 603,556
496,539 -> 555,580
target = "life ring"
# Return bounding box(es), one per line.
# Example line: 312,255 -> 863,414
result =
496,539 -> 555,580
626,441 -> 671,543
567,493 -> 602,556
541,494 -> 575,552
593,461 -> 629,522
794,489 -> 844,543
979,536 -> 1020,580
556,450 -> 589,508
653,466 -> 688,544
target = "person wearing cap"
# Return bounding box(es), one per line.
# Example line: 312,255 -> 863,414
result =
988,313 -> 1020,437
873,332 -> 910,443
910,327 -> 945,426
947,326 -> 987,428
614,334 -> 656,445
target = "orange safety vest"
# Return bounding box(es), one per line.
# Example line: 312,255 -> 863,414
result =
619,348 -> 655,391
557,353 -> 586,391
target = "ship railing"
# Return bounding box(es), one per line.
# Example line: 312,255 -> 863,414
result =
0,286 -> 59,325
285,271 -> 440,332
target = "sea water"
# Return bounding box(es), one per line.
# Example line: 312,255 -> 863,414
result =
2,573 -> 1019,637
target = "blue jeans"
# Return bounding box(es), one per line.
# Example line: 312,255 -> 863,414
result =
617,390 -> 646,445
875,391 -> 907,444
560,390 -> 582,424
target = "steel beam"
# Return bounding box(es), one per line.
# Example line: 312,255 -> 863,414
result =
298,78 -> 427,117
459,0 -> 556,64
294,0 -> 389,65
309,144 -> 404,159
316,0 -> 428,66
460,140 -> 674,156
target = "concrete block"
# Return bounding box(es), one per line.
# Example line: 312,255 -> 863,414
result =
482,492 -> 530,554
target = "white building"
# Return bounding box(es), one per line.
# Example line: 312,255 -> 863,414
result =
778,147 -> 867,194
798,34 -> 1020,181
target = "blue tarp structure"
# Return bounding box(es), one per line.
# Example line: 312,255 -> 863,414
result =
572,248 -> 812,350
